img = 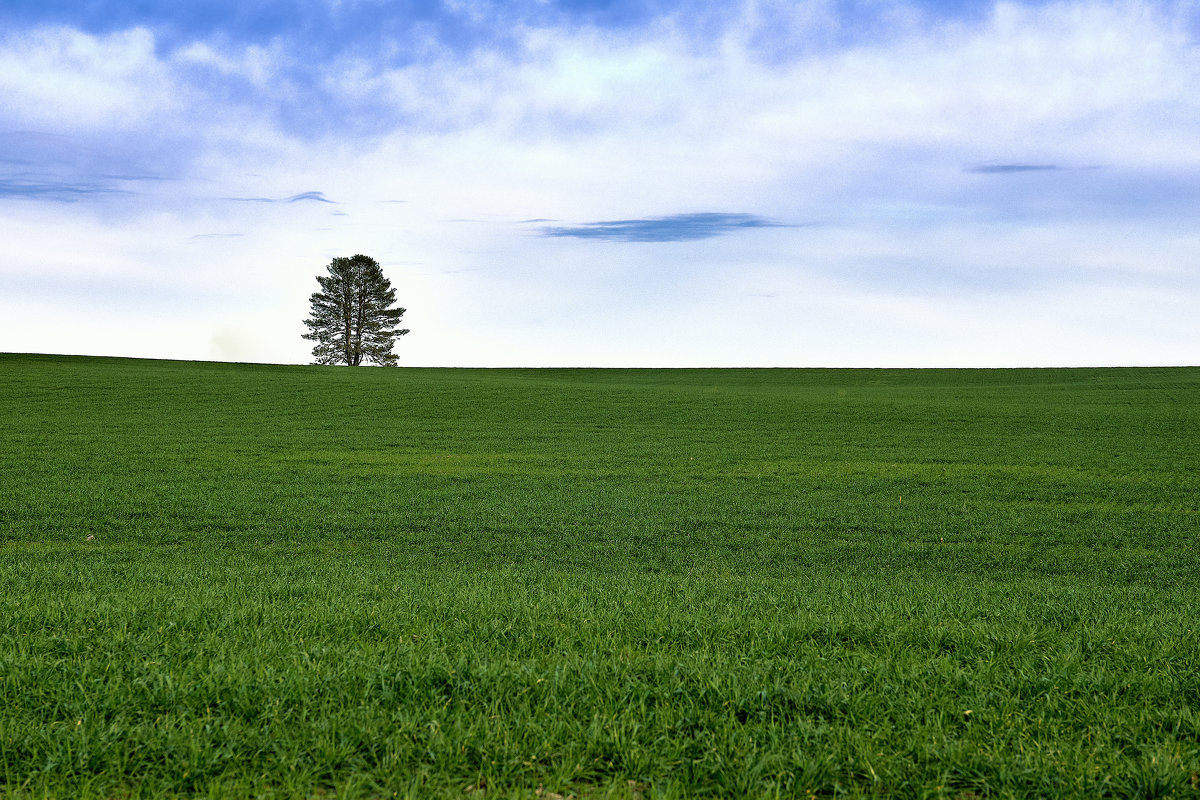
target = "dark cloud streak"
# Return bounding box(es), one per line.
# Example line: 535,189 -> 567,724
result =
0,178 -> 132,201
967,164 -> 1063,174
226,191 -> 335,203
0,133 -> 177,204
540,212 -> 788,242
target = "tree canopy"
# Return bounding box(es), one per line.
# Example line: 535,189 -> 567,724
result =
302,254 -> 409,366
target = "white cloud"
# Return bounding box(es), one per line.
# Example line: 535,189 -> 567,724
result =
0,27 -> 177,130
172,41 -> 279,86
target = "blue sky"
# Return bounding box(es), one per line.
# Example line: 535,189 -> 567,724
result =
2,0 -> 1197,366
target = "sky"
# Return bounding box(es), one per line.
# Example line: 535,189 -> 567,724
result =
2,0 -> 1198,367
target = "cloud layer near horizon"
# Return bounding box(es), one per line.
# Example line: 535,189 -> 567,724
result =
1,0 -> 1198,366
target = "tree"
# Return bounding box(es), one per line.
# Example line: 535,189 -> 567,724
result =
303,254 -> 409,366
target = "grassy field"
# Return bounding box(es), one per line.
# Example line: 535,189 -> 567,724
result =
1,353 -> 1198,798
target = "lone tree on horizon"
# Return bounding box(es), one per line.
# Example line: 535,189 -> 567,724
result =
303,254 -> 409,366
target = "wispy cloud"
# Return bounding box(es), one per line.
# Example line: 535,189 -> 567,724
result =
226,191 -> 335,203
0,131 -> 174,208
287,191 -> 333,203
0,177 -> 131,201
968,164 -> 1064,174
99,172 -> 173,182
539,213 -> 788,243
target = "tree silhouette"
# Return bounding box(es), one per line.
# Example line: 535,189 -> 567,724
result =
303,254 -> 409,366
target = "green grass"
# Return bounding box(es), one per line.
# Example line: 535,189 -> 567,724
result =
1,353 -> 1198,798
